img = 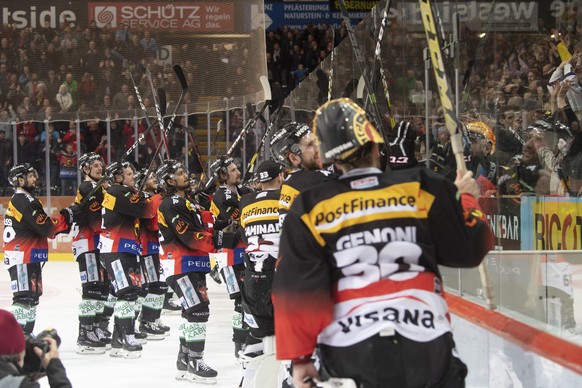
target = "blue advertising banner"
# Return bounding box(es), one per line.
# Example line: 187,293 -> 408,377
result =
264,1 -> 368,31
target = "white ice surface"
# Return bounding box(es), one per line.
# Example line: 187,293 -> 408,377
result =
0,261 -> 242,388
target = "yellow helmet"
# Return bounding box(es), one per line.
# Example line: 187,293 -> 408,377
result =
466,121 -> 496,155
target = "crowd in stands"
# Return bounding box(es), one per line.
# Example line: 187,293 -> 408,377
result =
0,16 -> 582,197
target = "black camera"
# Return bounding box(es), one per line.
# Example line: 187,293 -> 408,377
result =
22,328 -> 61,380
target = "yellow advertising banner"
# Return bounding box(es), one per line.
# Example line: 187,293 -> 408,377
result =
521,197 -> 582,251
1,196 -> 76,261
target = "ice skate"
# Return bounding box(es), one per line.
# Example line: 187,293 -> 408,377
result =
109,327 -> 142,359
139,320 -> 166,340
76,326 -> 106,355
188,358 -> 218,384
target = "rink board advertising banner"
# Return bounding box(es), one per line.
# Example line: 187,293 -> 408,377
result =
520,196 -> 582,251
479,197 -> 521,250
88,2 -> 235,32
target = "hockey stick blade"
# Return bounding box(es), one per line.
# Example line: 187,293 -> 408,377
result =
173,64 -> 188,90
158,88 -> 167,117
260,75 -> 272,102
356,75 -> 365,101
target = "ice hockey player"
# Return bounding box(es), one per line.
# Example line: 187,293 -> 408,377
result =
72,152 -> 110,354
156,159 -> 237,383
208,155 -> 252,359
98,161 -> 156,358
269,122 -> 334,227
238,160 -> 285,387
133,169 -> 169,340
272,98 -> 495,388
3,163 -> 77,334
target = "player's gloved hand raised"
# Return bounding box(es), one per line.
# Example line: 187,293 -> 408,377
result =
212,230 -> 239,250
60,204 -> 84,225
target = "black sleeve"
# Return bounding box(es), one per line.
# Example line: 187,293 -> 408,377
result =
21,200 -> 64,238
44,358 -> 73,388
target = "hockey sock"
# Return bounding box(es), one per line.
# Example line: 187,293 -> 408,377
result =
142,293 -> 164,322
94,299 -> 105,328
113,300 -> 135,333
183,321 -> 206,354
78,298 -> 98,327
24,305 -> 37,335
103,293 -> 117,320
9,304 -> 30,330
232,311 -> 248,344
134,296 -> 145,320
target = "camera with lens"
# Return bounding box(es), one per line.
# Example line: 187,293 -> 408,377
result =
22,328 -> 60,380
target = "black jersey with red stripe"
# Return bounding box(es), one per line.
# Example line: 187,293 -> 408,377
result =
272,167 -> 494,360
72,180 -> 104,258
158,194 -> 215,276
140,193 -> 162,256
3,189 -> 69,267
98,184 -> 155,256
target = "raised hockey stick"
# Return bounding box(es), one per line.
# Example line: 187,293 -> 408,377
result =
242,101 -> 284,184
337,0 -> 390,142
110,50 -> 164,162
226,76 -> 271,156
328,28 -> 335,102
369,0 -> 395,129
138,63 -> 170,160
419,0 -> 496,310
201,76 -> 271,192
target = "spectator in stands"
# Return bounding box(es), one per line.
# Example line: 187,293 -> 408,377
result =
15,130 -> 37,168
61,73 -> 78,107
112,84 -> 130,110
62,121 -> 85,152
78,72 -> 97,108
56,142 -> 77,195
140,31 -> 158,60
56,85 -> 73,113
0,128 -> 12,190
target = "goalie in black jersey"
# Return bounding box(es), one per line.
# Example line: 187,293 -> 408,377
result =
273,98 -> 495,388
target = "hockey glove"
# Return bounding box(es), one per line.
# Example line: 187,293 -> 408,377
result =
212,230 -> 239,250
60,204 -> 84,225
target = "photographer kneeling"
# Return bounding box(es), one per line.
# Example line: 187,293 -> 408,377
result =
0,310 -> 72,388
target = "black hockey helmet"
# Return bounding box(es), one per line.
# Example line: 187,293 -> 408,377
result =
313,98 -> 384,163
78,152 -> 104,173
105,161 -> 134,180
156,159 -> 186,191
269,122 -> 310,167
134,168 -> 153,190
209,155 -> 235,177
8,163 -> 37,187
388,121 -> 418,170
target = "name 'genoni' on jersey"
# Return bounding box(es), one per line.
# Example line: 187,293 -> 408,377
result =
336,226 -> 417,250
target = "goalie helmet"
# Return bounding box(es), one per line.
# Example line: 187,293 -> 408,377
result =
8,163 -> 37,187
156,159 -> 186,191
269,122 -> 311,167
466,121 -> 496,155
313,98 -> 384,163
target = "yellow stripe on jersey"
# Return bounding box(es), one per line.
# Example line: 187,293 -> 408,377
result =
279,184 -> 300,211
6,202 -> 23,222
301,182 -> 435,246
240,199 -> 279,228
102,193 -> 116,210
210,201 -> 220,218
157,210 -> 167,227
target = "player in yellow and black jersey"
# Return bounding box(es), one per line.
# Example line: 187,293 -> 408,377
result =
273,99 -> 495,388
237,160 -> 284,386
